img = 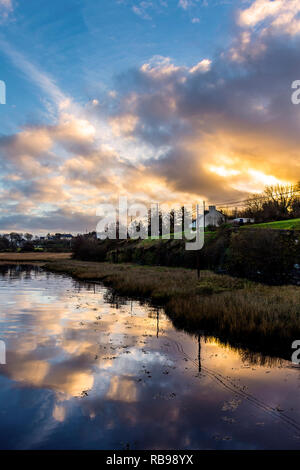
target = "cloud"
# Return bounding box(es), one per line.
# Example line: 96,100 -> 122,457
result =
139,56 -> 184,78
189,59 -> 212,73
0,0 -> 13,20
2,0 -> 300,232
110,113 -> 139,137
103,21 -> 300,202
0,207 -> 99,233
238,0 -> 300,36
132,2 -> 153,20
0,40 -> 67,110
178,0 -> 193,10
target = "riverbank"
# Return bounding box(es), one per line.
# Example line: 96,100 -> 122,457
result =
72,228 -> 300,284
44,259 -> 300,359
0,252 -> 71,263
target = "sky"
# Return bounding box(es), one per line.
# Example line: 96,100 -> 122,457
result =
1,0 -> 300,233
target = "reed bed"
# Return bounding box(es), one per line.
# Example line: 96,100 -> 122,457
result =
46,260 -> 300,358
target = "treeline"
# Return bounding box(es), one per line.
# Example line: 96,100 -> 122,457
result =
0,233 -> 72,252
240,183 -> 300,222
0,233 -> 34,252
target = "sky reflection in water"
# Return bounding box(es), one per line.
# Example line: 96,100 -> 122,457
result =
0,265 -> 300,450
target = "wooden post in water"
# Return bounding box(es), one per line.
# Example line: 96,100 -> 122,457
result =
198,333 -> 201,373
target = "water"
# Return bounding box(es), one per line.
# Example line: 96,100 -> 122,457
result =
0,265 -> 299,450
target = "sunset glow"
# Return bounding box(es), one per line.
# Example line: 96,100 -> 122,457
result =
0,0 -> 300,232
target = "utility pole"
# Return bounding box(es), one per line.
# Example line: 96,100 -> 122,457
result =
196,202 -> 205,280
157,203 -> 159,237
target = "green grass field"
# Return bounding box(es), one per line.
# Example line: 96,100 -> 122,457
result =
244,218 -> 300,230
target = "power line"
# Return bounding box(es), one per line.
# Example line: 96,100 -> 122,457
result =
213,185 -> 300,211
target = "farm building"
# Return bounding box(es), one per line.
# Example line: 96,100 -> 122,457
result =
191,205 -> 225,228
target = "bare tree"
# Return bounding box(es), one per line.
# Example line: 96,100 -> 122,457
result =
243,182 -> 300,222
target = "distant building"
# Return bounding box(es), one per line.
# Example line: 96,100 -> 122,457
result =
59,234 -> 73,240
204,206 -> 226,227
191,205 -> 225,228
232,218 -> 255,224
40,233 -> 74,241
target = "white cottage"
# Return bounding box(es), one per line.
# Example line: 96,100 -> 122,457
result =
191,205 -> 225,228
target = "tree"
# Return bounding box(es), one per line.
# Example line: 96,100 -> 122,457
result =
9,233 -> 22,250
263,184 -> 296,218
21,241 -> 35,252
0,236 -> 10,252
244,193 -> 263,219
243,183 -> 300,222
291,197 -> 300,218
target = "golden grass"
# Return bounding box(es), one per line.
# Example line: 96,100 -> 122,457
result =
45,260 -> 300,357
45,260 -> 249,297
0,252 -> 71,262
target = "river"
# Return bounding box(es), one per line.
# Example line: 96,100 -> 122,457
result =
0,265 -> 299,450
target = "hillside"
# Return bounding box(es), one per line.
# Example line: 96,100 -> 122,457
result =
244,218 -> 300,230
